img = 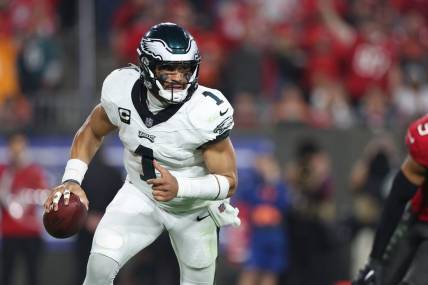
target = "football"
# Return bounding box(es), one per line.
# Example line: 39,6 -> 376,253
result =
43,192 -> 87,239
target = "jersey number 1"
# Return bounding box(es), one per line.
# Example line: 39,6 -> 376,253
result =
135,145 -> 156,180
203,91 -> 224,105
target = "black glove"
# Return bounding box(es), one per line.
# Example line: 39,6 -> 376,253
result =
352,258 -> 383,285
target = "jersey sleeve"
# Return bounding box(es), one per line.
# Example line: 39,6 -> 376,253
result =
189,89 -> 234,145
405,114 -> 428,168
100,70 -> 122,126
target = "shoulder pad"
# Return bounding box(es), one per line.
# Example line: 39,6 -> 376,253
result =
101,67 -> 139,102
406,114 -> 428,168
188,87 -> 234,143
100,67 -> 139,126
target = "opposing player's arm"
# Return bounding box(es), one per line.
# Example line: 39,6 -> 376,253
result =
354,116 -> 428,284
401,155 -> 427,186
354,156 -> 425,284
44,105 -> 117,212
368,156 -> 423,258
201,137 -> 237,197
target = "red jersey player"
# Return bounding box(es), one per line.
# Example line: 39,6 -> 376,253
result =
353,114 -> 428,285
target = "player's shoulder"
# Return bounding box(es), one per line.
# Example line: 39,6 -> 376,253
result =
101,64 -> 140,102
406,114 -> 428,168
188,85 -> 233,120
193,85 -> 230,103
186,85 -> 234,141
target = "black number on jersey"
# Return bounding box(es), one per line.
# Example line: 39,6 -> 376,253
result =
203,91 -> 224,105
135,145 -> 156,180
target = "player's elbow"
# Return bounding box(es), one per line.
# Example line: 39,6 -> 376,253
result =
226,174 -> 238,198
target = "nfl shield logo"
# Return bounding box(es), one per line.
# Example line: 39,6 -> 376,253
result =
218,203 -> 226,213
145,117 -> 154,128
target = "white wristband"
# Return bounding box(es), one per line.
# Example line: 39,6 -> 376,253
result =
176,174 -> 229,200
62,159 -> 88,185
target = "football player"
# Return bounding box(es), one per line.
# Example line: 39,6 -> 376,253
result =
44,22 -> 239,285
353,114 -> 428,285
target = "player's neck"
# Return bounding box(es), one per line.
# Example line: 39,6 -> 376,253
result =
146,92 -> 168,114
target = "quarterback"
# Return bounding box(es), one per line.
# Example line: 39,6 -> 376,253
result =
44,22 -> 239,285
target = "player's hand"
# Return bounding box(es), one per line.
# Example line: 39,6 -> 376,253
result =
44,181 -> 89,213
147,160 -> 178,202
352,258 -> 383,285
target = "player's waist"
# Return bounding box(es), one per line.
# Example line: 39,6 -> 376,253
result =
125,174 -> 210,213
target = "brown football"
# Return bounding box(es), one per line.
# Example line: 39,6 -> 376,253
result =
43,192 -> 87,238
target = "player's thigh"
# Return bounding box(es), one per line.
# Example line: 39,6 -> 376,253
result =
91,181 -> 164,266
168,207 -> 219,269
402,239 -> 428,285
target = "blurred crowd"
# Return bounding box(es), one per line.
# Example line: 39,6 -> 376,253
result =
0,0 -> 63,129
1,0 -> 428,132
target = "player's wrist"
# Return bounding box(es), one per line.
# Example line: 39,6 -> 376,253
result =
62,159 -> 88,185
176,174 -> 229,200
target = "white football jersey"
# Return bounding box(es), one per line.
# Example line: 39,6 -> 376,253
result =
100,66 -> 234,212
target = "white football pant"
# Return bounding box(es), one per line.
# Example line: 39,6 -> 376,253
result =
83,181 -> 218,285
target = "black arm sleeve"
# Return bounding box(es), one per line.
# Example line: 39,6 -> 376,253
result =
370,170 -> 418,260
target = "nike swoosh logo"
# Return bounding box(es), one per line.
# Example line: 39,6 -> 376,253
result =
219,109 -> 228,116
364,270 -> 375,281
196,214 -> 210,221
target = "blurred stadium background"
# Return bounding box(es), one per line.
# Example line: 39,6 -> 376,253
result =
0,0 -> 427,284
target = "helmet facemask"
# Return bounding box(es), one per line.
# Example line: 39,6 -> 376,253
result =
142,59 -> 199,104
